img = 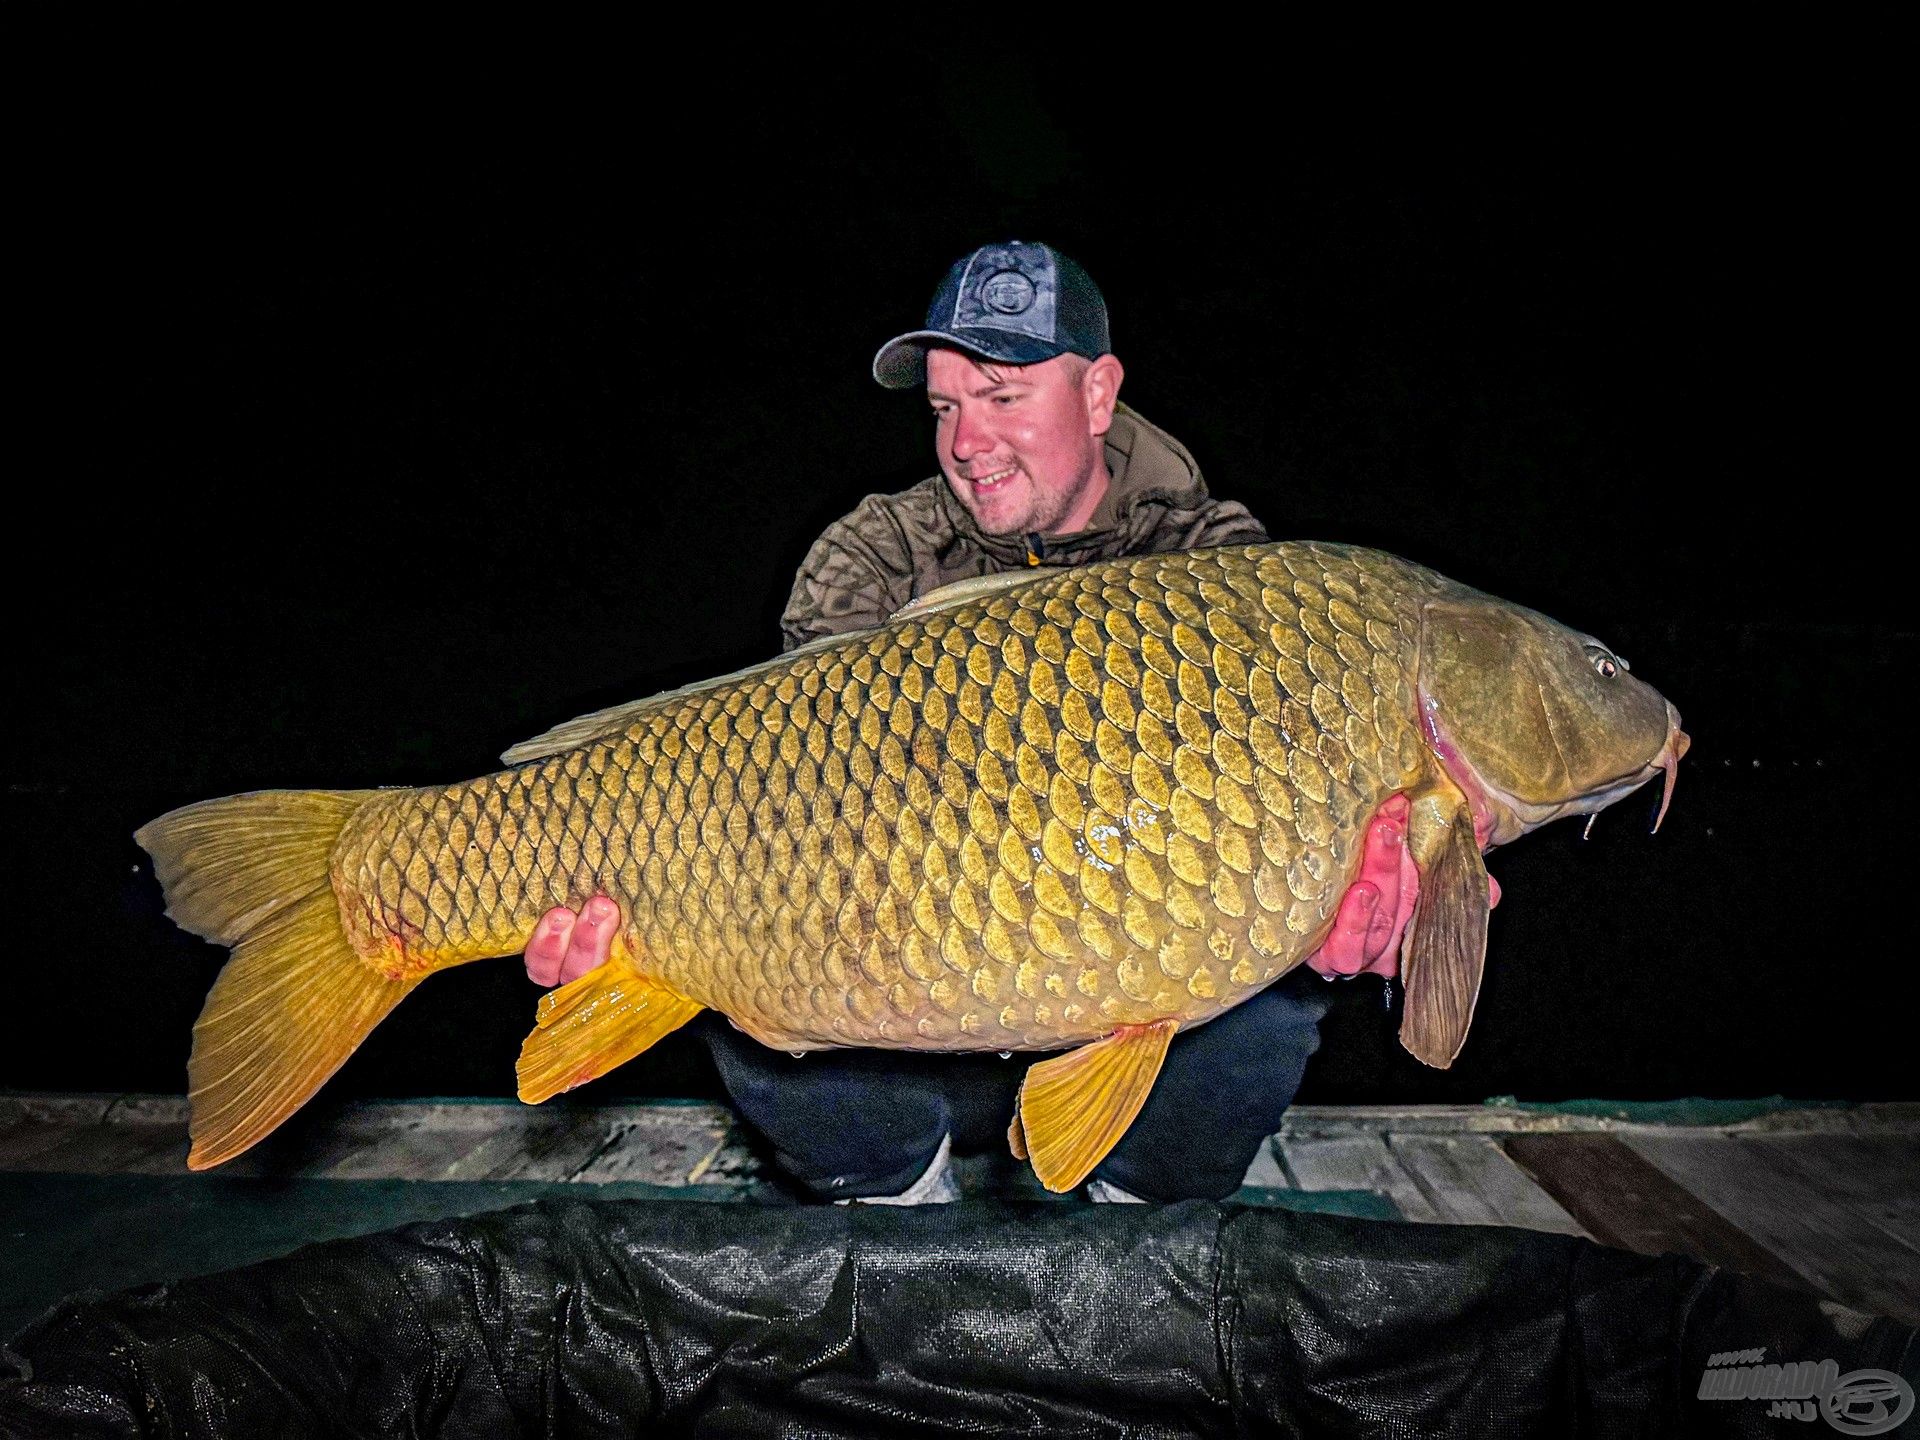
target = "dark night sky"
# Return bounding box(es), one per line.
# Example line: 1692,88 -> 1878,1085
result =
7,26 -> 1908,1109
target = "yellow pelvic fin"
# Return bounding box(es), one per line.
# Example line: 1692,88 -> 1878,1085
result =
517,961 -> 704,1104
1011,1019 -> 1179,1193
187,889 -> 421,1170
1399,800 -> 1491,1068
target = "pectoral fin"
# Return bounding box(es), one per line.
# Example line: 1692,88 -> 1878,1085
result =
1398,804 -> 1490,1068
1010,1019 -> 1179,1192
517,960 -> 704,1104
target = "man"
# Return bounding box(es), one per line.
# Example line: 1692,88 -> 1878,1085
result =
527,242 -> 1411,1203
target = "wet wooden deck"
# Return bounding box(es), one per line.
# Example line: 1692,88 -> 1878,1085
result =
3,1093 -> 1914,1326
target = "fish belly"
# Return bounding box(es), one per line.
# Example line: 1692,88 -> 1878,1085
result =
333,544 -> 1432,1052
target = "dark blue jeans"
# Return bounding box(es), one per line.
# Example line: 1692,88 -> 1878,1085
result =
703,974 -> 1330,1202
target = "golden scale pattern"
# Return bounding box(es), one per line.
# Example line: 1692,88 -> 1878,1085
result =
333,544 -> 1436,1051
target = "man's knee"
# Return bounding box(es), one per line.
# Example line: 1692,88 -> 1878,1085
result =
701,1019 -> 953,1199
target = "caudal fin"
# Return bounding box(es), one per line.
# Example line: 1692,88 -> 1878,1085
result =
137,790 -> 421,1169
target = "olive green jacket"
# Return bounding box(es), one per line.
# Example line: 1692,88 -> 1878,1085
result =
780,406 -> 1267,650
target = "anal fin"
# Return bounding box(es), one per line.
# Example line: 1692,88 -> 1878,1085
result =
1010,1019 -> 1178,1193
516,960 -> 704,1104
1399,803 -> 1491,1068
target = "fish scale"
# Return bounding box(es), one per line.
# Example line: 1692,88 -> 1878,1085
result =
328,543 -> 1432,1051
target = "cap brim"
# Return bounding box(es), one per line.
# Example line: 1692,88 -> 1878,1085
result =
872,329 -> 1071,389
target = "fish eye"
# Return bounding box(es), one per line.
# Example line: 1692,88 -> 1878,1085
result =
1586,646 -> 1619,680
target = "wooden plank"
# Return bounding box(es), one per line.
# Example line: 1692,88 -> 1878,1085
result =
1388,1135 -> 1587,1236
1686,1103 -> 1920,1136
0,1120 -> 111,1168
1278,1134 -> 1437,1221
1238,1137 -> 1290,1190
1501,1134 -> 1812,1296
397,1110 -> 619,1183
2,1087 -> 1915,1262
1282,1133 -> 1586,1232
6,1093 -> 1915,1152
0,1098 -> 755,1186
6,1121 -> 188,1175
1278,1101 -> 1920,1137
284,1103 -> 622,1181
365,1124 -> 590,1183
1624,1133 -> 1920,1326
0,1095 -> 118,1126
1742,1134 -> 1920,1256
99,1095 -> 192,1125
572,1114 -> 740,1186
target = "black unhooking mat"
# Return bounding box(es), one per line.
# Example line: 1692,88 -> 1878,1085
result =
2,1199 -> 1914,1438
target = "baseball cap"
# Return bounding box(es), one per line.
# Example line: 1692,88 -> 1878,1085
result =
872,241 -> 1110,389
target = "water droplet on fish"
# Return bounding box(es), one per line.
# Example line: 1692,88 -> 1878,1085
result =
1582,815 -> 1597,841
789,1051 -> 806,1058
998,1051 -> 1012,1059
1382,976 -> 1395,1011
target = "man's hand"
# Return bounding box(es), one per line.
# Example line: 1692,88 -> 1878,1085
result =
525,895 -> 620,987
1304,793 -> 1503,980
1306,795 -> 1418,978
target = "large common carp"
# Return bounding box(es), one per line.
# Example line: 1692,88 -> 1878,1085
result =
139,543 -> 1686,1189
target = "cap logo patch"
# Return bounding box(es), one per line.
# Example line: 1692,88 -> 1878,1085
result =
980,269 -> 1036,315
950,242 -> 1058,342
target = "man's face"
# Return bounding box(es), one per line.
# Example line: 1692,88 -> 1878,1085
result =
927,348 -> 1111,537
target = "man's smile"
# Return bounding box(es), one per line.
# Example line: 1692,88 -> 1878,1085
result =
962,465 -> 1019,492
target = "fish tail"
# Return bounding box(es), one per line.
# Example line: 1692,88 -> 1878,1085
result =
136,790 -> 423,1169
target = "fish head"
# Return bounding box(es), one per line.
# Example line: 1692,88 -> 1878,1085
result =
1417,592 -> 1688,845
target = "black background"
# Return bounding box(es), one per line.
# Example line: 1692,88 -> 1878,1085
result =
7,25 -> 1907,1110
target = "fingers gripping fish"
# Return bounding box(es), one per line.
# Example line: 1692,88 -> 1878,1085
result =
137,543 -> 1686,1188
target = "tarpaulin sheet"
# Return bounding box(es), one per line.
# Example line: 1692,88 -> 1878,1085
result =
3,1198 -> 1914,1437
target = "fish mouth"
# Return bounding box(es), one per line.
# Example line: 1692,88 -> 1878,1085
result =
1423,699 -> 1689,845
1549,701 -> 1689,835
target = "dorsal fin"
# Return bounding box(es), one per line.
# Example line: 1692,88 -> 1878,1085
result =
890,568 -> 1060,623
501,570 -> 1062,767
499,629 -> 855,765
